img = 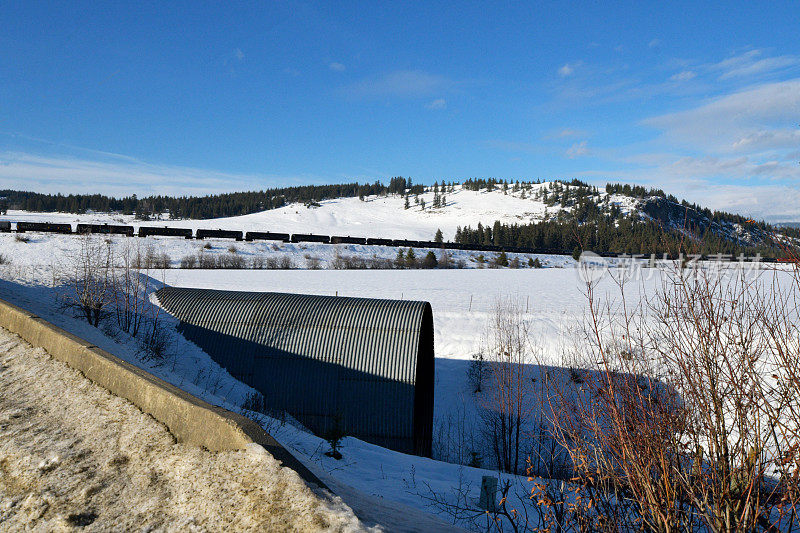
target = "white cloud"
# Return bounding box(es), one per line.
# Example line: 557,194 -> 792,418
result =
343,70 -> 456,98
648,39 -> 661,48
711,49 -> 800,79
426,98 -> 446,110
555,128 -> 584,138
566,141 -> 589,158
644,79 -> 800,153
670,70 -> 696,82
0,151 -> 311,197
557,63 -> 575,77
234,48 -> 244,61
611,79 -> 800,219
329,62 -> 346,72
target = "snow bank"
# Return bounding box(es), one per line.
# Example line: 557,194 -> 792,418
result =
0,327 -> 369,532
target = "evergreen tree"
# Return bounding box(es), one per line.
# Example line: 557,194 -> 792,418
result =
405,248 -> 417,268
434,228 -> 443,243
395,248 -> 406,268
404,195 -> 410,210
423,251 -> 438,268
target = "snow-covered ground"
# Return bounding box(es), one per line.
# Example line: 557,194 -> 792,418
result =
0,197 -> 785,531
163,268 -> 602,362
0,231 -> 650,531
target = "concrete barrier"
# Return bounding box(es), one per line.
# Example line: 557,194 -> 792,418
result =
0,297 -> 326,490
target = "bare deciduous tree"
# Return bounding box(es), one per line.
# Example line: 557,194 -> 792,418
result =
480,298 -> 532,475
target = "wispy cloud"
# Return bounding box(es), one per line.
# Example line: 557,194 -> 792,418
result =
342,70 -> 457,99
234,48 -> 245,61
648,39 -> 661,48
329,62 -> 346,72
0,151 -> 314,197
558,63 -> 576,77
670,70 -> 696,82
595,78 -> 800,219
565,140 -> 589,158
644,78 -> 800,153
426,98 -> 446,110
553,128 -> 585,138
711,49 -> 800,79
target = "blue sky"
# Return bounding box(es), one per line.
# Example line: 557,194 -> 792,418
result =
2,1 -> 800,220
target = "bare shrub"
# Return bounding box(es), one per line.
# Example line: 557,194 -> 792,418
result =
216,253 -> 245,269
250,255 -> 265,269
14,234 -> 29,243
179,254 -> 198,269
432,400 -> 482,466
59,234 -> 114,327
439,249 -> 452,269
279,256 -> 295,269
366,255 -> 394,269
331,251 -> 396,270
304,254 -> 321,269
0,254 -> 8,265
542,264 -> 800,532
134,244 -> 170,269
113,240 -> 153,337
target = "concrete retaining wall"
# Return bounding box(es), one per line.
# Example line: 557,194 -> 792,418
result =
0,297 -> 326,489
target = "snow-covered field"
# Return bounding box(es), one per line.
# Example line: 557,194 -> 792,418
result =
163,268 -> 601,362
0,194 -> 785,531
0,229 -> 649,531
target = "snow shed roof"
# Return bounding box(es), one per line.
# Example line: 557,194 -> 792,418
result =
155,287 -> 434,456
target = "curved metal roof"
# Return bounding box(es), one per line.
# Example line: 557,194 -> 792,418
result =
155,287 -> 434,456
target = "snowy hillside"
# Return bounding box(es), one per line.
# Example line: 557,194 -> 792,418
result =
4,181 -> 640,241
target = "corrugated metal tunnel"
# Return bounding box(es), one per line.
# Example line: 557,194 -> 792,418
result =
155,287 -> 434,456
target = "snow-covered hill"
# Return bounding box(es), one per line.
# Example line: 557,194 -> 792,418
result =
5,182 -> 639,241
6,180 -> 790,253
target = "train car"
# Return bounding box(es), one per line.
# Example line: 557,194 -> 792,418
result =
392,239 -> 416,248
290,233 -> 330,244
138,226 -> 194,239
366,237 -> 393,246
76,223 -> 134,237
245,231 -> 291,242
16,222 -> 72,234
441,242 -> 462,250
0,221 -> 10,233
196,229 -> 243,241
330,236 -> 367,245
415,241 -> 441,249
